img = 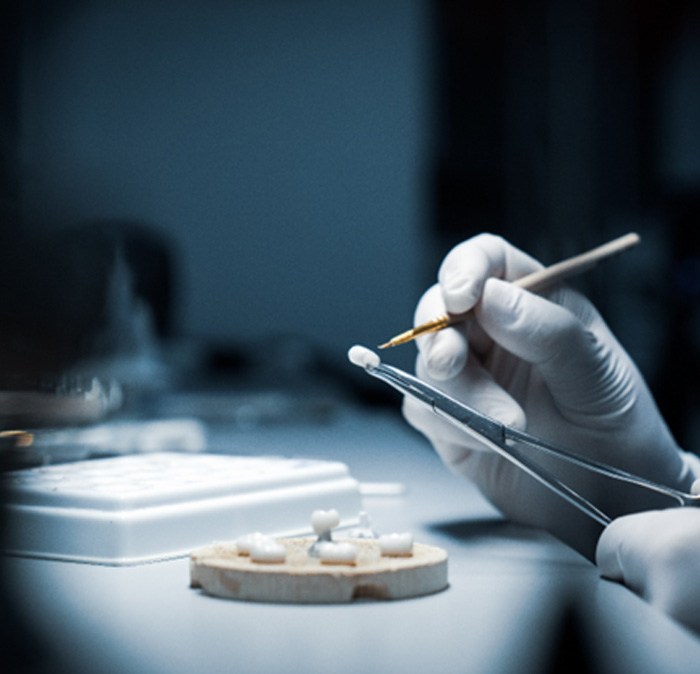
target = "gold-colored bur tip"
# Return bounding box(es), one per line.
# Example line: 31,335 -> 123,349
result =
378,315 -> 453,349
377,330 -> 417,350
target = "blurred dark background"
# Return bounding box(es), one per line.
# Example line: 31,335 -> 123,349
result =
1,0 -> 700,447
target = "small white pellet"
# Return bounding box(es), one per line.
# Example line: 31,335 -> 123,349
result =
347,345 -> 381,369
249,538 -> 286,564
235,532 -> 270,556
318,541 -> 358,565
311,509 -> 340,535
378,532 -> 414,557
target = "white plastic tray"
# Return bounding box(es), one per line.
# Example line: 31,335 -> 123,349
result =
2,452 -> 362,565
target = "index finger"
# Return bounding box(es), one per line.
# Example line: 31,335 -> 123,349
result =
413,283 -> 467,380
438,233 -> 542,314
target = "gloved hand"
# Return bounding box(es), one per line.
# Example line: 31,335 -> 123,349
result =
402,233 -> 699,558
596,507 -> 700,633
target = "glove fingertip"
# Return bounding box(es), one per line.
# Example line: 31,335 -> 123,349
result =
421,331 -> 467,381
441,277 -> 481,314
595,515 -> 635,581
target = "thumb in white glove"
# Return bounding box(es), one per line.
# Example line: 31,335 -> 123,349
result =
402,234 -> 698,558
596,505 -> 700,633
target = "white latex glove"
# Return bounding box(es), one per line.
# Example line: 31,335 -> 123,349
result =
402,233 -> 699,558
596,507 -> 700,633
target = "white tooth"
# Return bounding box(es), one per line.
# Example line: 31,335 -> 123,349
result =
311,509 -> 340,534
378,532 -> 414,557
249,538 -> 286,564
347,345 -> 381,369
318,541 -> 358,565
235,532 -> 269,556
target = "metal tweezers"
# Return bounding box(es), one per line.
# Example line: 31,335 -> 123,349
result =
363,359 -> 700,526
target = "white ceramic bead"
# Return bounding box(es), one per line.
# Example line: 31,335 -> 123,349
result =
347,345 -> 381,369
311,509 -> 340,535
235,532 -> 269,556
378,532 -> 414,557
249,538 -> 286,564
318,541 -> 358,565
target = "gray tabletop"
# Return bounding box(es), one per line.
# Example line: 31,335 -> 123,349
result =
4,407 -> 700,673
